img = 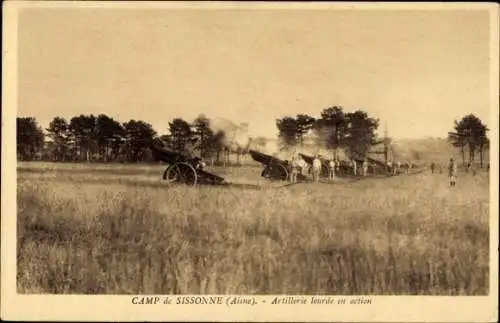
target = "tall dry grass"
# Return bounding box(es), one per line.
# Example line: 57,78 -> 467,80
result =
17,164 -> 490,295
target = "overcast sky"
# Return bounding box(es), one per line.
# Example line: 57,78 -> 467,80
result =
17,6 -> 493,139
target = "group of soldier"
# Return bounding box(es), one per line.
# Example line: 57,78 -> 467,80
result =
288,154 -> 371,184
429,157 -> 486,188
288,154 -> 465,188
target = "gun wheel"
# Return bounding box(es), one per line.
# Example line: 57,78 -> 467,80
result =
163,165 -> 179,182
262,163 -> 289,181
164,162 -> 198,186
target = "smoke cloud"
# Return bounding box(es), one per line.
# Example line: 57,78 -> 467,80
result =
206,118 -> 349,162
208,118 -> 251,151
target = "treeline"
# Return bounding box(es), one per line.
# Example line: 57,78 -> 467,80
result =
18,115 -> 157,162
17,106 -> 382,164
448,114 -> 490,167
16,108 -> 490,166
276,106 -> 381,158
16,114 -> 250,164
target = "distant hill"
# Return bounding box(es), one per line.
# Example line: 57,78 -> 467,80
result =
390,137 -> 489,166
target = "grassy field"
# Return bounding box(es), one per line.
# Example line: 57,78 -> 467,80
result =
17,161 -> 490,295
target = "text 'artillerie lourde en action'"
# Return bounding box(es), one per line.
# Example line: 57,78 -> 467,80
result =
131,296 -> 373,307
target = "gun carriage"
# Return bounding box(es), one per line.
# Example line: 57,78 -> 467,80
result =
249,149 -> 306,181
150,145 -> 227,186
351,151 -> 400,175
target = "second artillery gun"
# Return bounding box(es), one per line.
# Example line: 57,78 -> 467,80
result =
249,149 -> 307,182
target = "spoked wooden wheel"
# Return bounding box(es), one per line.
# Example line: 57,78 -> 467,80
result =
163,162 -> 198,186
262,163 -> 289,181
163,164 -> 179,183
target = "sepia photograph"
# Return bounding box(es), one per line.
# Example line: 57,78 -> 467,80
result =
2,1 -> 498,322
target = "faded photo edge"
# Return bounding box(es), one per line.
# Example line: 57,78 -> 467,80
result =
2,1 -> 499,322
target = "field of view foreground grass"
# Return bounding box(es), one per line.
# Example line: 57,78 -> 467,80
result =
17,162 -> 489,295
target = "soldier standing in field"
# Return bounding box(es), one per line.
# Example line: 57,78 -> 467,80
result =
392,161 -> 398,176
403,160 -> 410,174
362,159 -> 369,176
396,160 -> 402,175
387,160 -> 393,175
448,157 -> 457,187
430,162 -> 435,174
328,158 -> 336,181
297,155 -> 304,182
289,155 -> 300,183
469,162 -> 477,176
466,162 -> 471,173
352,158 -> 357,176
312,155 -> 322,184
335,157 -> 341,174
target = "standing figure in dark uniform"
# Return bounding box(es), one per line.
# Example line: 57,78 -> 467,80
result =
448,157 -> 457,187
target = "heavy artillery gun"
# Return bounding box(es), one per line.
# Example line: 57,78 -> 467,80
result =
364,156 -> 390,174
349,151 -> 391,175
351,150 -> 416,176
150,145 -> 227,186
249,149 -> 306,182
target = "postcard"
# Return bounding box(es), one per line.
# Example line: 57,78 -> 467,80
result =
2,1 -> 498,322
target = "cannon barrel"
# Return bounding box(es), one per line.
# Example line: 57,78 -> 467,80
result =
248,149 -> 288,166
298,153 -> 314,165
349,150 -> 386,167
365,156 -> 387,168
150,145 -> 193,164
